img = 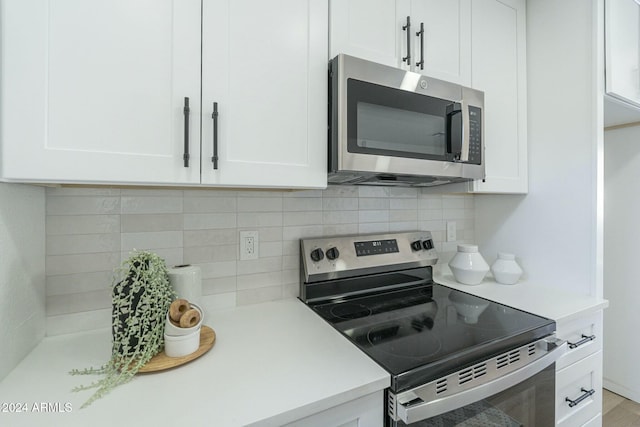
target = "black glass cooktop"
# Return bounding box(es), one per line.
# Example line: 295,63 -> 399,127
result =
309,281 -> 555,393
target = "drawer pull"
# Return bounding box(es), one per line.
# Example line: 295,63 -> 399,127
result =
568,334 -> 596,349
565,388 -> 595,408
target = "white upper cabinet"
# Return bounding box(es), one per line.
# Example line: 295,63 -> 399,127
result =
330,0 -> 409,69
605,0 -> 640,108
201,0 -> 328,188
409,0 -> 471,85
329,0 -> 471,85
470,0 -> 528,193
0,0 -> 327,189
0,0 -> 202,185
330,0 -> 526,194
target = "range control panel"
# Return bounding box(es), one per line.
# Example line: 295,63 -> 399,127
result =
301,231 -> 438,283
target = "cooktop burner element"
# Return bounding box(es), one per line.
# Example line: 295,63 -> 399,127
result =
329,303 -> 372,320
298,231 -> 556,394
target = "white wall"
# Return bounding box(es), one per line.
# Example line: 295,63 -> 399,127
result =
45,186 -> 476,336
0,183 -> 45,381
603,124 -> 640,402
475,0 -> 604,297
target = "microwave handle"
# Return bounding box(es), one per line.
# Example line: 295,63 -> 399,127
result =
446,102 -> 462,160
460,100 -> 470,162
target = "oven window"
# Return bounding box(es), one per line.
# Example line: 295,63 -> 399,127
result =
347,78 -> 461,162
393,364 -> 555,427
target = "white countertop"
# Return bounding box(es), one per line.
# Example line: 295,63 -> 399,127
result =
434,265 -> 609,324
0,269 -> 609,426
0,298 -> 390,427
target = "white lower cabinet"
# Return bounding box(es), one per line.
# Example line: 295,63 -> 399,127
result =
555,310 -> 604,427
582,413 -> 602,427
283,391 -> 383,427
556,311 -> 602,371
556,351 -> 603,427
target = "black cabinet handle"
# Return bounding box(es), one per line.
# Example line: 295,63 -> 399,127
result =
565,388 -> 595,408
211,102 -> 219,170
416,22 -> 424,70
183,97 -> 190,168
402,16 -> 411,65
568,334 -> 596,349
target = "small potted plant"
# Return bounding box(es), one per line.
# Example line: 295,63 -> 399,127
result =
70,251 -> 176,408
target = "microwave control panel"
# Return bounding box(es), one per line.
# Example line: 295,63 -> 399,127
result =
467,106 -> 482,165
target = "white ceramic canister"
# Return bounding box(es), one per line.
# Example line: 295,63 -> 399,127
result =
490,252 -> 523,285
448,244 -> 489,285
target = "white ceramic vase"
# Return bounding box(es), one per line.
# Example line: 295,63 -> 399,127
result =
490,252 -> 523,285
448,244 -> 489,285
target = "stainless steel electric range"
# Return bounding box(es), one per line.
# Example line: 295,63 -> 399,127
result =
299,231 -> 566,426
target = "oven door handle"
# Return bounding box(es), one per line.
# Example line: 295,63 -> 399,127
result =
394,339 -> 567,424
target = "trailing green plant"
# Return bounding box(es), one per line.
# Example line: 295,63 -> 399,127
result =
70,251 -> 176,408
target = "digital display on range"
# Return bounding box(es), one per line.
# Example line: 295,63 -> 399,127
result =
354,239 -> 399,256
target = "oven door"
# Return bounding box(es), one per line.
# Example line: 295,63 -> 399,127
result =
388,340 -> 566,427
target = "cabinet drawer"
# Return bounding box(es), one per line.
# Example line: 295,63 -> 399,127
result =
283,391 -> 383,427
581,413 -> 601,427
556,351 -> 602,427
556,311 -> 602,370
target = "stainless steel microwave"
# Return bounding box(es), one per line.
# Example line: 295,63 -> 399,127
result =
328,54 -> 484,187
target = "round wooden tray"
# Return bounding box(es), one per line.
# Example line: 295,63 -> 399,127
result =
138,325 -> 216,373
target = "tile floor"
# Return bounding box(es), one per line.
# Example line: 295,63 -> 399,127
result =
603,388 -> 640,426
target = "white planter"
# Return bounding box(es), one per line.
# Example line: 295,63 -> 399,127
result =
448,244 -> 489,285
490,252 -> 523,285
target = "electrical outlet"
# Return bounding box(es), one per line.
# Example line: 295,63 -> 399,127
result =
240,230 -> 259,260
446,221 -> 457,242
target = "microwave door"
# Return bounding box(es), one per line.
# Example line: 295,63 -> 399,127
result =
346,79 -> 453,163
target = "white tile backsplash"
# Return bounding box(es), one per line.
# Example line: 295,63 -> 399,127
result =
120,213 -> 182,232
47,196 -> 120,215
0,183 -> 45,381
44,185 -> 477,335
183,196 -> 237,213
121,230 -> 183,252
47,214 -> 120,235
120,195 -> 182,214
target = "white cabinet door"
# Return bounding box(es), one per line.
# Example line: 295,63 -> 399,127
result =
202,0 -> 327,189
329,0 -> 410,69
0,0 -> 201,185
329,0 -> 470,83
605,0 -> 640,108
282,391 -> 383,427
409,0 -> 471,85
470,0 -> 528,193
556,351 -> 603,427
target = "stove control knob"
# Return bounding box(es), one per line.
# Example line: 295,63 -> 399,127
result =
422,239 -> 434,250
310,248 -> 324,262
411,240 -> 423,251
326,247 -> 340,260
